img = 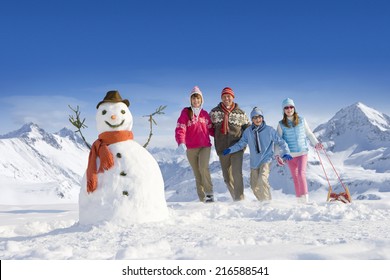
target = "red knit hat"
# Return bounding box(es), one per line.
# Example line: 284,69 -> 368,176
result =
221,87 -> 235,98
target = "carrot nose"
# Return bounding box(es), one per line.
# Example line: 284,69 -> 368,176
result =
111,115 -> 117,120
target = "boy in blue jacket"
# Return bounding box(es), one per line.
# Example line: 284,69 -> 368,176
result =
223,107 -> 292,201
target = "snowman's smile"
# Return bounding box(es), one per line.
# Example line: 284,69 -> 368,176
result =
105,120 -> 125,128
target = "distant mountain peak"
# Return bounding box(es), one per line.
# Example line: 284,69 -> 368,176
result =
0,123 -> 89,149
314,102 -> 390,152
0,122 -> 61,149
55,127 -> 88,147
0,122 -> 41,139
333,102 -> 390,132
56,127 -> 77,137
354,102 -> 390,131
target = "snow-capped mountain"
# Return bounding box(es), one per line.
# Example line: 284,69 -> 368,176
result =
314,102 -> 390,153
0,123 -> 89,204
1,102 -> 390,205
314,102 -> 390,174
0,122 -> 62,149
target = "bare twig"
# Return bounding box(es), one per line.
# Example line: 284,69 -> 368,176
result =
68,105 -> 92,150
143,105 -> 167,148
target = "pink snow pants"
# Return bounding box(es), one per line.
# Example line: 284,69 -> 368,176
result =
287,154 -> 308,197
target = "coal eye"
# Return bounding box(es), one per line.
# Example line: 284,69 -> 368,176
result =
102,110 -> 107,115
121,110 -> 126,114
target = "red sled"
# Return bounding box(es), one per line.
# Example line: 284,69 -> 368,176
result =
315,148 -> 352,204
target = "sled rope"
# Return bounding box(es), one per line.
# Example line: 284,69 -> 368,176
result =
323,149 -> 349,193
315,148 -> 351,203
316,149 -> 332,191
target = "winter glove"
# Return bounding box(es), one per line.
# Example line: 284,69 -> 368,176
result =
177,143 -> 187,154
282,154 -> 293,161
223,148 -> 231,156
315,142 -> 324,150
275,155 -> 285,166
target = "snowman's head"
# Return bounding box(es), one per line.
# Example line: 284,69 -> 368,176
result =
96,102 -> 133,134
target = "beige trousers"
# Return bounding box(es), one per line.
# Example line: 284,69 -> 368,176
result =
218,150 -> 245,201
250,163 -> 272,201
186,147 -> 213,202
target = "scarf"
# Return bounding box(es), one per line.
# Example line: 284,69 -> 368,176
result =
252,121 -> 266,154
191,106 -> 202,119
220,102 -> 236,135
86,130 -> 134,193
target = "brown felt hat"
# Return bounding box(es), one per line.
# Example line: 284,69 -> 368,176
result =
96,90 -> 130,109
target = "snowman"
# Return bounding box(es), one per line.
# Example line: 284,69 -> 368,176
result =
79,90 -> 169,225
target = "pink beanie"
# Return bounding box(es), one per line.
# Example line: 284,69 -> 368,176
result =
190,86 -> 202,96
189,86 -> 203,105
221,87 -> 235,98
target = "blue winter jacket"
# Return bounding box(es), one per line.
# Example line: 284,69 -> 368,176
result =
279,117 -> 308,153
229,122 -> 290,169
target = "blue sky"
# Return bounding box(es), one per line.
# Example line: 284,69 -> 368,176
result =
1,0 -> 389,147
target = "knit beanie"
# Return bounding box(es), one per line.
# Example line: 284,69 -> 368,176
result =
282,98 -> 295,112
250,107 -> 263,119
189,86 -> 203,105
221,87 -> 235,98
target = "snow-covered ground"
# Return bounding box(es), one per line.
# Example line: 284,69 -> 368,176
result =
1,187 -> 389,260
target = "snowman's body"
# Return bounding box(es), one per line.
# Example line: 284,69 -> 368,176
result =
79,99 -> 169,225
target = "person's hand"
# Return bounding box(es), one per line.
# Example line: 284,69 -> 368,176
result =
282,154 -> 293,161
223,148 -> 231,156
315,143 -> 324,150
275,155 -> 285,166
177,143 -> 186,154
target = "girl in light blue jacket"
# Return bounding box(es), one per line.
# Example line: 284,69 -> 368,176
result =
223,107 -> 292,201
277,98 -> 323,203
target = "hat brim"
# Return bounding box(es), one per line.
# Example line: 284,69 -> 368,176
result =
96,99 -> 130,109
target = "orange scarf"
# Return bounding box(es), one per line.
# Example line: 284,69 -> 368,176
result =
220,102 -> 236,135
86,130 -> 134,193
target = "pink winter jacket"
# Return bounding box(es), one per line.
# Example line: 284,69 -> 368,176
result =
175,107 -> 214,149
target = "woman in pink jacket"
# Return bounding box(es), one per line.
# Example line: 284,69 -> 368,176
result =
175,86 -> 215,202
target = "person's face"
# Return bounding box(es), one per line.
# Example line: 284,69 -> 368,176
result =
252,115 -> 263,126
284,105 -> 295,117
221,94 -> 234,108
191,95 -> 202,108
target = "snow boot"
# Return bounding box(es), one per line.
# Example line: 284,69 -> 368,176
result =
204,194 -> 214,203
296,196 -> 305,204
296,194 -> 310,204
304,194 -> 315,204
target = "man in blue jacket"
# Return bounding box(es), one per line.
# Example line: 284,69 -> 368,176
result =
223,107 -> 292,201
